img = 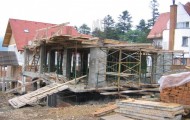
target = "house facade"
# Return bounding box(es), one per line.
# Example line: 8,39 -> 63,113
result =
2,18 -> 88,80
148,2 -> 190,65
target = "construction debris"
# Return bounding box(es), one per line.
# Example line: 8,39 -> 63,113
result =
92,104 -> 117,117
9,75 -> 86,108
9,83 -> 68,108
115,99 -> 184,120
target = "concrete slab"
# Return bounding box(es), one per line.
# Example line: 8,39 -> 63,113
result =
100,114 -> 134,120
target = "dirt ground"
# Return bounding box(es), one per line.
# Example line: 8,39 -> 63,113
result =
0,92 -> 107,120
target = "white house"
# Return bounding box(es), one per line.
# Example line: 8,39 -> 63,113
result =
2,18 -> 87,79
148,2 -> 190,65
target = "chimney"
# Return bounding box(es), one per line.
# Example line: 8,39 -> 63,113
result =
169,0 -> 177,50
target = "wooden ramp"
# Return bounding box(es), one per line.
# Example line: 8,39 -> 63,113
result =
9,83 -> 68,108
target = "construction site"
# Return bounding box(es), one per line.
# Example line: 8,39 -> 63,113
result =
1,1 -> 190,120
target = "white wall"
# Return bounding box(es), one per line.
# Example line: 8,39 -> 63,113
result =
8,35 -> 24,66
162,2 -> 190,58
177,3 -> 190,22
174,29 -> 190,58
162,30 -> 169,50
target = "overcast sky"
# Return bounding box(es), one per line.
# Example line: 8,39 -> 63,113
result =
0,0 -> 189,37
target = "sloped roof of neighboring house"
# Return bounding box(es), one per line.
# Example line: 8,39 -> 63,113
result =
184,2 -> 190,15
0,51 -> 18,66
3,18 -> 91,51
147,12 -> 170,40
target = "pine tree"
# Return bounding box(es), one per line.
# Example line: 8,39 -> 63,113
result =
102,15 -> 119,39
78,24 -> 91,35
117,10 -> 132,33
136,19 -> 150,33
148,0 -> 159,27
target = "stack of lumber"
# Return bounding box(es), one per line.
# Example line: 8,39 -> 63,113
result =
159,72 -> 190,105
160,82 -> 190,105
115,99 -> 184,120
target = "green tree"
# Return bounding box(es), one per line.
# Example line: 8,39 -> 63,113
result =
117,10 -> 132,33
102,15 -> 119,39
78,24 -> 91,35
137,19 -> 148,31
148,0 -> 159,27
124,30 -> 150,43
103,15 -> 115,30
92,28 -> 105,39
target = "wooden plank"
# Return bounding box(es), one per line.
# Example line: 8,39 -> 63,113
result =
92,104 -> 117,117
116,110 -> 182,120
100,114 -> 134,120
100,92 -> 119,95
5,78 -> 41,94
8,75 -> 87,108
81,39 -> 98,45
104,39 -> 126,44
117,106 -> 184,118
117,99 -> 183,111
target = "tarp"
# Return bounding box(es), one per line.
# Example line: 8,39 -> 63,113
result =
158,72 -> 190,91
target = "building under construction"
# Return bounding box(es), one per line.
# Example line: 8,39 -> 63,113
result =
0,17 -> 189,108
7,23 -> 189,106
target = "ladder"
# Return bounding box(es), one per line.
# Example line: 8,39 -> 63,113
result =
29,48 -> 40,72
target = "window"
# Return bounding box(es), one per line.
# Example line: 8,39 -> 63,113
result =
182,36 -> 188,47
24,29 -> 29,33
177,22 -> 190,28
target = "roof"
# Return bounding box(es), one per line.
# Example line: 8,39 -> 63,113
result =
3,18 -> 91,51
147,12 -> 170,39
0,51 -> 18,66
147,2 -> 190,40
184,2 -> 190,15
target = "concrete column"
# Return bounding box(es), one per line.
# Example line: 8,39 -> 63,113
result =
88,48 -> 107,87
63,49 -> 72,79
39,43 -> 45,74
6,81 -> 9,91
81,51 -> 89,75
47,93 -> 57,107
151,53 -> 157,84
2,77 -> 5,92
21,48 -> 29,93
48,50 -> 55,72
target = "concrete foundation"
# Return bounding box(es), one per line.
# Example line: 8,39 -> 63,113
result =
88,48 -> 107,87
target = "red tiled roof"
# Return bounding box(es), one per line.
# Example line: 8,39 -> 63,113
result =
147,12 -> 170,39
184,2 -> 190,15
3,18 -> 91,51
